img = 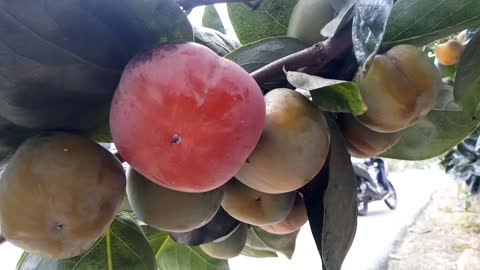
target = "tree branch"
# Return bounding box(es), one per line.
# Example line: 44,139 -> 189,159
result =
176,0 -> 259,10
251,25 -> 353,86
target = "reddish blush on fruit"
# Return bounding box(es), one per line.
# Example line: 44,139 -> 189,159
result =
110,42 -> 265,192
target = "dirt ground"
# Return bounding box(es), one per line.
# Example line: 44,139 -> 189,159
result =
387,176 -> 480,270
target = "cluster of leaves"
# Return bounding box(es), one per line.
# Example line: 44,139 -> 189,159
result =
2,0 -> 480,269
441,128 -> 480,195
16,212 -> 300,270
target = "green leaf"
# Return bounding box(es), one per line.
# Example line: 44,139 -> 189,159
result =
352,0 -> 394,70
244,226 -> 299,259
0,0 -> 192,160
194,26 -> 241,57
286,71 -> 367,115
227,0 -> 298,44
383,0 -> 480,47
382,85 -> 480,160
16,213 -> 157,270
225,37 -> 307,88
203,5 -> 226,34
301,115 -> 358,270
321,1 -> 356,38
142,226 -> 229,270
454,31 -> 480,117
240,246 -> 278,258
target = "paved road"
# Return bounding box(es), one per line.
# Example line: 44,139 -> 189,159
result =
0,169 -> 445,270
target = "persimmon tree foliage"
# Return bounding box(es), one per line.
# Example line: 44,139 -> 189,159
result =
0,0 -> 479,270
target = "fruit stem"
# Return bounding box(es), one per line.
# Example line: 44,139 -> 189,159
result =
250,24 -> 353,86
0,235 -> 5,245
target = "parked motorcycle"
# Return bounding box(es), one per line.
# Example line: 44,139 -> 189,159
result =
353,157 -> 397,216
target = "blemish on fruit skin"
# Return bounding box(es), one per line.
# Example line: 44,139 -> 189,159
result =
170,134 -> 182,144
63,148 -> 69,152
56,224 -> 64,231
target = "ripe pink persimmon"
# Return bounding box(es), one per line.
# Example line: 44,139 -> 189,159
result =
110,42 -> 265,192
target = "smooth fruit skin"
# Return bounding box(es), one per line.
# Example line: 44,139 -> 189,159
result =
110,42 -> 265,193
127,168 -> 223,232
287,0 -> 334,45
221,179 -> 296,226
436,40 -> 464,66
356,45 -> 441,133
260,193 -> 308,235
0,133 -> 125,259
236,88 -> 330,194
200,224 -> 247,259
338,114 -> 401,158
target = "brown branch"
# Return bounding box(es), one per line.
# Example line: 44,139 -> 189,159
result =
176,0 -> 259,10
250,25 -> 353,86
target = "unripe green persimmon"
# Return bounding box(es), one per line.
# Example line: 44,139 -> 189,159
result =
0,133 -> 125,259
338,114 -> 401,158
355,45 -> 441,133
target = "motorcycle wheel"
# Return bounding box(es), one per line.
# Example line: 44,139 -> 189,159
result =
358,201 -> 368,216
384,181 -> 397,210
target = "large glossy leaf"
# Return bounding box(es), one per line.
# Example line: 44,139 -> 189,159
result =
16,213 -> 157,270
286,71 -> 367,115
244,226 -> 299,259
194,26 -> 241,57
170,208 -> 240,246
352,0 -> 393,70
0,0 -> 192,162
301,115 -> 357,270
382,85 -> 480,160
203,5 -> 226,34
383,0 -> 480,47
321,1 -> 356,38
454,31 -> 480,117
227,0 -> 298,44
142,226 -> 229,270
225,37 -> 307,89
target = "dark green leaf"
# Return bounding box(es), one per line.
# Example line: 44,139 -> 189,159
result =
240,246 -> 278,258
225,37 -> 307,88
170,208 -> 240,246
0,0 -> 192,159
245,226 -> 299,259
301,115 -> 358,270
433,84 -> 460,111
203,5 -> 226,34
194,26 -> 241,56
383,0 -> 480,47
382,85 -> 480,160
321,1 -> 356,37
225,37 -> 307,72
227,0 -> 298,44
352,0 -> 393,70
286,71 -> 367,115
143,226 -> 229,270
455,31 -> 480,117
17,213 -> 157,270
